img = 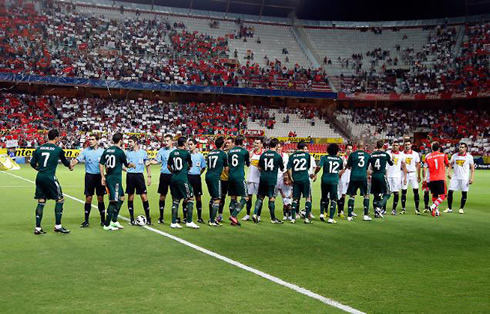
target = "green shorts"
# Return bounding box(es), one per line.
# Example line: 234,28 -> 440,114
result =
205,176 -> 221,199
292,181 -> 310,199
228,180 -> 248,197
170,181 -> 194,200
347,180 -> 368,196
370,176 -> 388,195
258,181 -> 276,198
106,175 -> 124,202
35,174 -> 63,200
321,182 -> 338,201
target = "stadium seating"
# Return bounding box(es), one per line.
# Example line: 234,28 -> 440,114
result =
247,108 -> 341,138
0,3 -> 331,92
335,107 -> 490,154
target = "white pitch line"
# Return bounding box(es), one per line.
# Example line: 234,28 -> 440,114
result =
1,170 -> 365,314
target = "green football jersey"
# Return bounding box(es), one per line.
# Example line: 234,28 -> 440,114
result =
319,155 -> 343,184
168,149 -> 192,183
258,150 -> 284,185
369,150 -> 393,177
287,151 -> 311,183
347,150 -> 371,181
227,146 -> 250,182
205,149 -> 228,179
30,143 -> 70,176
100,146 -> 129,178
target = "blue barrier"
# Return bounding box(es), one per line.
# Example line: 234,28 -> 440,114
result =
0,73 -> 337,99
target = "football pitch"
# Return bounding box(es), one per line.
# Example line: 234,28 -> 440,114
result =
1,165 -> 489,313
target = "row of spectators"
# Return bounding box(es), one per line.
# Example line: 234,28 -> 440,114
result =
338,23 -> 489,94
0,93 -> 250,149
0,3 -> 328,91
336,107 -> 490,155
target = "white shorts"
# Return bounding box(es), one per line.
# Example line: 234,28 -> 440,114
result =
402,172 -> 419,190
338,181 -> 349,196
449,178 -> 470,192
388,177 -> 402,192
247,182 -> 259,195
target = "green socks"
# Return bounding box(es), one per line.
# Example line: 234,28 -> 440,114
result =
348,198 -> 355,217
268,200 -> 276,220
171,200 -> 179,224
292,199 -> 298,218
305,201 -> 312,218
329,200 -> 336,219
35,203 -> 45,228
254,198 -> 263,215
55,202 -> 63,225
210,202 -> 219,222
105,202 -> 116,226
186,201 -> 194,223
363,198 -> 369,215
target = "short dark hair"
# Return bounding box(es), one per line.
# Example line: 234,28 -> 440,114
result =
431,141 -> 441,152
297,141 -> 306,150
89,133 -> 99,140
376,140 -> 384,149
129,135 -> 138,143
188,138 -> 198,145
269,138 -> 279,148
392,140 -> 399,145
346,143 -> 353,149
327,143 -> 340,155
48,129 -> 59,141
459,142 -> 468,149
113,133 -> 123,144
177,136 -> 187,147
164,134 -> 173,140
404,139 -> 412,144
255,137 -> 264,144
215,137 -> 225,149
235,135 -> 244,146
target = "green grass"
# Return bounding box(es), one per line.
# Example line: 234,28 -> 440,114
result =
1,165 -> 489,313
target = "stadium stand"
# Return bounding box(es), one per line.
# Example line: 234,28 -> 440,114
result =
0,92 -> 342,150
335,107 -> 490,154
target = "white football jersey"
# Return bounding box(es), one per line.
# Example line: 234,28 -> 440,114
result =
450,153 -> 474,180
387,151 -> 404,178
339,154 -> 351,183
402,150 -> 420,172
277,152 -> 289,180
247,150 -> 263,183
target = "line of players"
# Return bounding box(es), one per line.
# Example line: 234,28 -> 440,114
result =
30,129 -> 475,233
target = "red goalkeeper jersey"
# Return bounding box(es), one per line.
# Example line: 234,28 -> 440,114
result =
425,152 -> 449,181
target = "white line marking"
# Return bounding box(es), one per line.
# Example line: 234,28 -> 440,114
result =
1,170 -> 365,314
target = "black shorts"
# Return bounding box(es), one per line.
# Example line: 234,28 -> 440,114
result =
188,174 -> 203,196
221,180 -> 229,198
370,176 -> 388,196
347,180 -> 368,196
158,173 -> 173,195
85,173 -> 106,196
428,180 -> 446,195
126,173 -> 147,195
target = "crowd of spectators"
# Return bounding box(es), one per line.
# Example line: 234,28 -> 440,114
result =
0,3 -> 329,91
336,107 -> 490,155
338,23 -> 489,94
0,92 -> 250,149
